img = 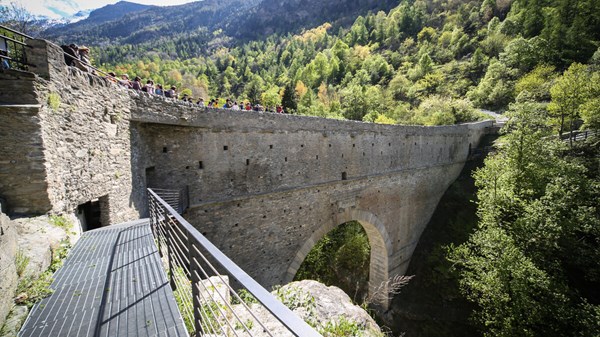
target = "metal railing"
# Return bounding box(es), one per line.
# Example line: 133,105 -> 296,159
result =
148,188 -> 322,337
560,129 -> 597,143
0,24 -> 34,70
151,187 -> 189,214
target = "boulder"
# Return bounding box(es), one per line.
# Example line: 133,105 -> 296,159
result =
229,280 -> 383,337
14,214 -> 80,276
0,212 -> 81,330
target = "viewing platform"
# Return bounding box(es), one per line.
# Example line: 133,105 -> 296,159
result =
19,219 -> 188,337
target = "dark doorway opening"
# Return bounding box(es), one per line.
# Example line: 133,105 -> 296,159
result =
145,166 -> 156,189
77,199 -> 102,231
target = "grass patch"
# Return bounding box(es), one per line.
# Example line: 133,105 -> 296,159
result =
232,289 -> 258,305
49,215 -> 73,233
171,267 -> 194,333
320,316 -> 364,336
47,93 -> 60,111
15,271 -> 54,308
14,239 -> 71,309
15,250 -> 30,277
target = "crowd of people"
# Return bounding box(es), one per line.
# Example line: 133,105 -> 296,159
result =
13,39 -> 288,113
60,44 -> 287,113
61,43 -> 95,74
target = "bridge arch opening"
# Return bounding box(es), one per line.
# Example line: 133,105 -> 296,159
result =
294,221 -> 371,301
285,209 -> 392,308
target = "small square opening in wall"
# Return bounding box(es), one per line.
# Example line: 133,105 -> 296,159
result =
342,172 -> 347,180
270,145 -> 273,149
223,145 -> 229,151
162,147 -> 167,153
246,159 -> 250,166
198,161 -> 204,169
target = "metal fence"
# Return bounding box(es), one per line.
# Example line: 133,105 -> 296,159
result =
151,187 -> 189,214
560,129 -> 597,143
0,24 -> 34,71
147,188 -> 322,337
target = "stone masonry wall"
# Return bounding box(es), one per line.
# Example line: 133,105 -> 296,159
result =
0,39 -> 144,222
130,96 -> 490,290
0,103 -> 51,214
131,98 -> 489,206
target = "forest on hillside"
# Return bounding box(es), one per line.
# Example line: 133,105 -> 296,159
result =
92,0 -> 600,128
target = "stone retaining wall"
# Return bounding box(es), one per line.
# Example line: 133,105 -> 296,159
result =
0,39 -> 144,222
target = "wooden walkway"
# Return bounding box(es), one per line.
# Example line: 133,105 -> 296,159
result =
19,220 -> 188,337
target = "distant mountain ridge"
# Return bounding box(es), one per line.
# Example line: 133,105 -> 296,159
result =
85,1 -> 154,25
42,0 -> 399,48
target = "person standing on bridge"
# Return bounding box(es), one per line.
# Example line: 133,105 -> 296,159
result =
155,84 -> 164,96
165,85 -> 176,98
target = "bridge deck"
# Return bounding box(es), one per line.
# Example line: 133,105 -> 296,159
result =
19,220 -> 188,337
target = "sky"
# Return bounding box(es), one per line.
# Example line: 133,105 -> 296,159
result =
2,0 -> 199,19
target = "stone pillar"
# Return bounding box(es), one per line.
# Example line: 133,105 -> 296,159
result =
24,39 -> 67,80
0,105 -> 52,214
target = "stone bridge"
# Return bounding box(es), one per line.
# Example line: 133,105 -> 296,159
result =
0,39 -> 492,307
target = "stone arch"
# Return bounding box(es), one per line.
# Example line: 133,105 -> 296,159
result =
285,208 -> 392,307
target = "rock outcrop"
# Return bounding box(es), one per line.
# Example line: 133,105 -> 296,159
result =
0,212 -> 80,331
228,280 -> 383,336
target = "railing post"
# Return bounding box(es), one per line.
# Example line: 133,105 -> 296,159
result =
166,213 -> 177,291
149,196 -> 161,256
189,232 -> 203,336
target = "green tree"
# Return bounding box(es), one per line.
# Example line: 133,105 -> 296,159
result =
244,74 -> 264,104
548,63 -> 591,140
468,59 -> 518,110
449,100 -> 600,336
514,64 -> 556,102
281,82 -> 298,114
261,85 -> 281,109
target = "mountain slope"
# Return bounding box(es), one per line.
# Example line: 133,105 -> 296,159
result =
42,0 -> 259,45
42,0 -> 401,48
235,0 -> 399,39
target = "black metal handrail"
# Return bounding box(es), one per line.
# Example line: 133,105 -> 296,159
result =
148,188 -> 321,337
0,24 -> 34,70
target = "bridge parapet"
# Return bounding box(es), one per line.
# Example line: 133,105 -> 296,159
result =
130,91 -> 491,206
